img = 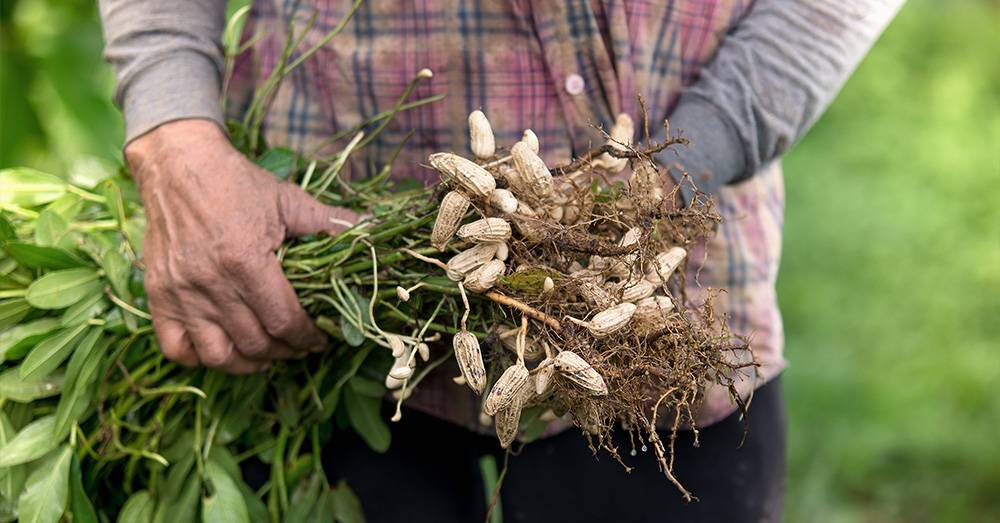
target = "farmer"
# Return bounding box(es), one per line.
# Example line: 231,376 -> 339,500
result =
98,1 -> 900,521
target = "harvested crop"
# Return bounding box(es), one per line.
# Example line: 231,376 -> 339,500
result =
0,20 -> 748,523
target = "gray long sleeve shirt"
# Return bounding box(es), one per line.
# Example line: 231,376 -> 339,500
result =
98,0 -> 227,143
98,0 -> 902,194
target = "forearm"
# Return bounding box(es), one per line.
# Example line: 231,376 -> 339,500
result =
98,0 -> 228,144
661,0 -> 904,199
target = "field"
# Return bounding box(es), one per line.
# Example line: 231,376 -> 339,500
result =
2,0 -> 998,521
779,1 -> 1000,521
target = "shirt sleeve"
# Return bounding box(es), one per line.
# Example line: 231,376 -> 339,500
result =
658,0 -> 904,201
97,0 -> 228,144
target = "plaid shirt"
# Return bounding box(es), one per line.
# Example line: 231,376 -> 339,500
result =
230,0 -> 785,431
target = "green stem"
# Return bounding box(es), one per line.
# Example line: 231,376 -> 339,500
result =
269,425 -> 290,522
336,242 -> 437,277
139,385 -> 206,399
381,303 -> 466,335
194,399 -> 204,476
71,220 -> 119,231
283,0 -> 363,73
66,185 -> 106,203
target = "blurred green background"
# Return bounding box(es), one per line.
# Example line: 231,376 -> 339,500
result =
1,0 -> 997,521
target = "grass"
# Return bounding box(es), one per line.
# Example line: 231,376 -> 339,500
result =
1,0 -> 997,521
779,1 -> 1000,521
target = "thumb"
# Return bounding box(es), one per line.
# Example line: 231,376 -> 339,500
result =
276,182 -> 359,237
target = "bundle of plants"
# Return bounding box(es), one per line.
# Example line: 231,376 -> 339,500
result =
0,8 -> 750,523
0,106 -> 746,522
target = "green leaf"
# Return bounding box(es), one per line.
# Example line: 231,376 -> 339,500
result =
240,482 -> 269,523
347,376 -> 385,398
102,307 -> 127,335
17,446 -> 71,523
392,177 -> 424,193
60,291 -> 107,326
339,289 -> 372,348
0,412 -> 26,502
0,168 -> 66,207
329,480 -> 366,523
0,368 -> 63,403
44,194 -> 83,221
0,415 -> 60,468
57,328 -> 105,399
215,375 -> 266,444
0,318 -> 61,363
69,158 -> 118,191
20,322 -> 88,380
123,218 -> 145,254
25,268 -> 102,309
99,178 -> 128,224
286,474 -> 321,523
310,489 -> 337,523
0,273 -> 24,292
74,336 -> 112,394
128,268 -> 145,299
153,448 -> 202,523
343,381 -> 390,453
33,209 -> 68,247
1,253 -> 23,272
209,451 -> 262,523
154,453 -> 194,519
255,147 -> 299,179
276,378 -> 302,427
0,255 -> 24,275
0,242 -> 87,270
202,461 -> 250,523
159,430 -> 194,467
340,314 -> 364,347
100,248 -> 131,299
52,327 -> 103,438
68,453 -> 98,523
4,403 -> 31,430
116,490 -> 154,523
0,214 -> 15,241
0,298 -> 30,331
206,447 -> 241,483
209,449 -> 263,521
320,346 -> 373,419
153,470 -> 200,523
0,497 -> 14,522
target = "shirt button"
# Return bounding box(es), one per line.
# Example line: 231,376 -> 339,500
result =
564,74 -> 585,96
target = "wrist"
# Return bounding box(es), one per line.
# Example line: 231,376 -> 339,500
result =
659,93 -> 747,201
125,119 -> 229,183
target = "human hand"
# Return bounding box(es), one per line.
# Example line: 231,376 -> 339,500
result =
126,119 -> 358,373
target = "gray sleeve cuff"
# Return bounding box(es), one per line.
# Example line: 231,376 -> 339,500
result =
655,0 -> 902,205
121,53 -> 224,143
656,94 -> 746,204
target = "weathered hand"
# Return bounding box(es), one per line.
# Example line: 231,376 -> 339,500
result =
125,120 -> 357,373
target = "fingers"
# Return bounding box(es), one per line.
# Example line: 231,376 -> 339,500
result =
277,182 -> 359,237
232,254 -> 328,353
152,317 -> 200,367
150,251 -> 315,371
215,298 -> 302,361
187,320 -> 268,375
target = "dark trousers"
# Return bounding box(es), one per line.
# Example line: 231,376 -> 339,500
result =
322,378 -> 786,523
